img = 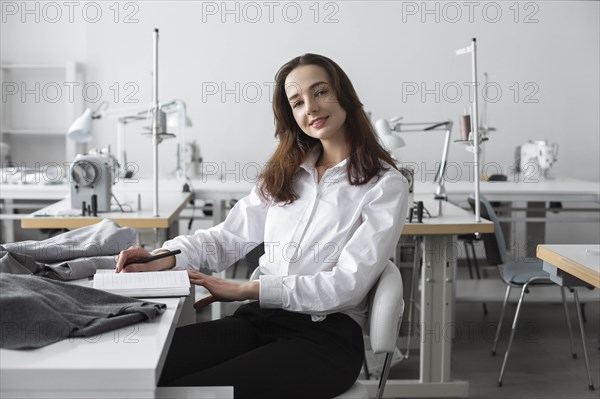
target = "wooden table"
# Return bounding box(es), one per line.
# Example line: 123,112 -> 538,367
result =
536,244 -> 598,390
537,244 -> 600,288
19,191 -> 191,246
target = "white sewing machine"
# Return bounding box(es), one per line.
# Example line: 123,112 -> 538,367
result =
69,149 -> 118,212
517,140 -> 559,176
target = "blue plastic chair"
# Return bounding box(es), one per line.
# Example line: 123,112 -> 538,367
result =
468,194 -> 594,389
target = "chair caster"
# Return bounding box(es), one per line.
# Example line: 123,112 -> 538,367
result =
572,353 -> 578,359
491,350 -> 496,356
497,381 -> 502,387
589,384 -> 595,391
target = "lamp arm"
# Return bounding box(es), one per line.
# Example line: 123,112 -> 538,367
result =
434,121 -> 453,199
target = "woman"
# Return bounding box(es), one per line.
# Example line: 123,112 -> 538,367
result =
116,53 -> 408,398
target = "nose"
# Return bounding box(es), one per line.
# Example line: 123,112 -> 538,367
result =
304,96 -> 319,116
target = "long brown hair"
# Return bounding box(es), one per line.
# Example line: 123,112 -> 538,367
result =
259,53 -> 397,204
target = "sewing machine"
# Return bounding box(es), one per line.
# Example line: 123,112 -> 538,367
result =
69,149 -> 117,212
517,140 -> 559,177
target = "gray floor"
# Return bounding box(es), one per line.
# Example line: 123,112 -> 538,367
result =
392,300 -> 599,399
196,263 -> 599,399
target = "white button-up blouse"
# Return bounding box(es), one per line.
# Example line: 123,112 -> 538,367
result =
163,149 -> 409,328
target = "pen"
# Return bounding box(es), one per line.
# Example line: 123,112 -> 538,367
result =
123,249 -> 181,268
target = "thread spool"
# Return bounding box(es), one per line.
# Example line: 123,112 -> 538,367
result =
460,114 -> 471,141
417,201 -> 424,223
91,194 -> 98,217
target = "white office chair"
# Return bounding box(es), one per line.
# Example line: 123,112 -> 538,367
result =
334,260 -> 405,399
157,260 -> 404,399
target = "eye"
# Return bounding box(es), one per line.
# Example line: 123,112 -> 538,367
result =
292,100 -> 303,109
315,89 -> 328,97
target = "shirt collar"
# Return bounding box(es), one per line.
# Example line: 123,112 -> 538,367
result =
299,146 -> 349,172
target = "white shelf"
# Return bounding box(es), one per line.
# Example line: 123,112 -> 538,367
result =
0,61 -> 85,163
1,129 -> 65,135
0,64 -> 69,70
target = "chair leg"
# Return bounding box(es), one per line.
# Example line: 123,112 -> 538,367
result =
573,289 -> 595,390
362,356 -> 371,380
469,242 -> 488,315
463,241 -> 474,279
404,237 -> 421,359
470,242 -> 482,279
498,283 -> 529,387
560,286 -> 577,359
376,352 -> 394,399
492,285 -> 511,356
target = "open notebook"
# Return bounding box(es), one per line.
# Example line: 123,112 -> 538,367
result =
93,270 -> 190,298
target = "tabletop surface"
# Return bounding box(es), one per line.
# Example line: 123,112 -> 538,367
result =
537,244 -> 600,288
427,177 -> 600,202
20,191 -> 191,229
4,175 -> 598,200
404,195 -> 494,235
0,296 -> 182,392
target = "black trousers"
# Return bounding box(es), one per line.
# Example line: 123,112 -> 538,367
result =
159,302 -> 365,399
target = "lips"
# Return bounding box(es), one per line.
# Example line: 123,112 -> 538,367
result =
310,116 -> 328,128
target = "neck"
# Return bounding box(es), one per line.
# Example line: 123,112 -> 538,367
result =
318,136 -> 350,167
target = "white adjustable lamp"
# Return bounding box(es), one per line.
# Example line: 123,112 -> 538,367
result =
376,117 -> 453,202
67,108 -> 94,143
375,118 -> 406,150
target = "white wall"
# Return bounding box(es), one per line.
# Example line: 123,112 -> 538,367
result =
2,1 -> 599,183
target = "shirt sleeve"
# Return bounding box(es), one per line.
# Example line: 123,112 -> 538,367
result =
162,185 -> 269,272
259,171 -> 409,313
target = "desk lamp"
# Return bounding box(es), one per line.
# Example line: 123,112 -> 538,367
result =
375,117 -> 453,203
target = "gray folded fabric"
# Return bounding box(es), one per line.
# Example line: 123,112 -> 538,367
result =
0,274 -> 166,349
1,219 -> 137,280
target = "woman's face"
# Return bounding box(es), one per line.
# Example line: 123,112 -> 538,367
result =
284,64 -> 347,143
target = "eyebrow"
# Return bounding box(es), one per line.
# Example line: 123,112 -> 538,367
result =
287,81 -> 329,101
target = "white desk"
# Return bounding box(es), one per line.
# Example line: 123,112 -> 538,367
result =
21,192 -> 191,231
431,177 -> 600,257
433,177 -> 600,203
1,178 -> 253,241
4,179 -> 496,397
0,292 -> 231,398
538,244 -> 600,288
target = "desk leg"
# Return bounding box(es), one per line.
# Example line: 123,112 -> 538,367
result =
178,290 -> 197,327
363,234 -> 468,398
526,201 -> 546,257
213,199 -> 224,226
2,199 -> 16,243
420,234 -> 455,383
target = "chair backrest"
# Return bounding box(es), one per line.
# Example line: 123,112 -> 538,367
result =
367,260 -> 404,354
467,194 -> 506,266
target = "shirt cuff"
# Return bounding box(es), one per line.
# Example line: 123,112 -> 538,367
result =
259,275 -> 283,308
160,244 -> 188,270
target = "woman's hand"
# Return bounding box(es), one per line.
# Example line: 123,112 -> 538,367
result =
188,270 -> 259,309
115,246 -> 175,273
